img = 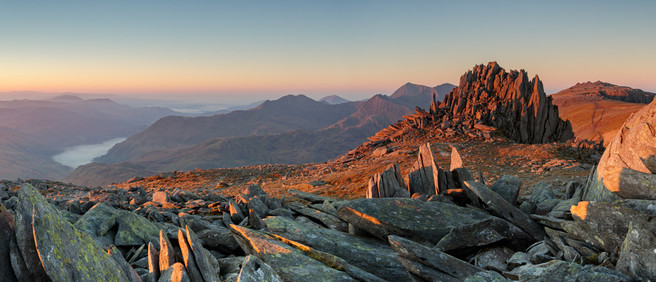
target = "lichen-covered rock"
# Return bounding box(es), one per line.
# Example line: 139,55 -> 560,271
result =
75,203 -> 161,248
567,201 -> 654,252
514,260 -> 631,281
13,184 -> 50,281
263,216 -> 410,281
0,204 -> 18,282
489,175 -> 521,205
616,222 -> 656,280
20,183 -> 129,281
230,224 -> 356,281
584,97 -> 656,201
237,255 -> 282,282
337,198 -> 519,245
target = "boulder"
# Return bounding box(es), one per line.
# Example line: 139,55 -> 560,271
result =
230,224 -> 356,281
489,175 -> 522,205
13,184 -> 50,281
196,226 -> 241,254
584,97 -> 656,201
237,255 -> 282,282
337,198 -> 518,245
263,216 -> 410,281
0,204 -> 17,282
528,182 -> 559,215
472,247 -> 515,272
567,201 -> 654,252
511,260 -> 631,281
75,203 -> 161,248
616,222 -> 656,280
17,183 -> 129,281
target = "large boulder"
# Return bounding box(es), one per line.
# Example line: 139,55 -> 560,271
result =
16,183 -> 129,281
75,203 -> 161,248
616,222 -> 656,280
583,97 -> 656,201
567,201 -> 655,252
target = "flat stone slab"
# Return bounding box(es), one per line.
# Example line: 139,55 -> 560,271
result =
336,198 -> 514,244
264,216 -> 409,281
230,224 -> 355,281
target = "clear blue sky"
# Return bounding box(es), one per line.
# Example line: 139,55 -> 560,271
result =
1,1 -> 654,102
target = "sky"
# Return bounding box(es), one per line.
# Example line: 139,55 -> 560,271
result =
1,1 -> 655,103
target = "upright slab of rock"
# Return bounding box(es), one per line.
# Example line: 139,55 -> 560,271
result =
583,97 -> 656,201
408,143 -> 444,195
15,183 -> 129,281
441,62 -> 574,143
366,163 -> 409,198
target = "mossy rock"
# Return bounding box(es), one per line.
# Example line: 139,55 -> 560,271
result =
21,184 -> 129,281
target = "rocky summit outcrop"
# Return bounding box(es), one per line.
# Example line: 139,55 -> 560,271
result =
369,62 -> 574,145
441,62 -> 574,143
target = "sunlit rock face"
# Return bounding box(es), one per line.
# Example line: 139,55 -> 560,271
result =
440,62 -> 574,144
583,96 -> 656,201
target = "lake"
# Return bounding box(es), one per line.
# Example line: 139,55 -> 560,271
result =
52,137 -> 127,168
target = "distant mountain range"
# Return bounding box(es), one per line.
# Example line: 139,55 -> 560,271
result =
0,96 -> 179,179
65,83 -> 456,186
552,81 -> 655,145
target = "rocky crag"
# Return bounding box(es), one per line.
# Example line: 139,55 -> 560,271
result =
369,62 -> 574,145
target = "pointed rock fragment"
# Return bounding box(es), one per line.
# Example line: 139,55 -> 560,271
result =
177,228 -> 204,282
184,226 -> 220,282
147,242 -> 160,282
159,230 -> 175,272
158,262 -> 190,282
408,143 -> 444,195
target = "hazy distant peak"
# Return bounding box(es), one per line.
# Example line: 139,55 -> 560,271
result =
320,95 -> 350,105
50,95 -> 83,102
